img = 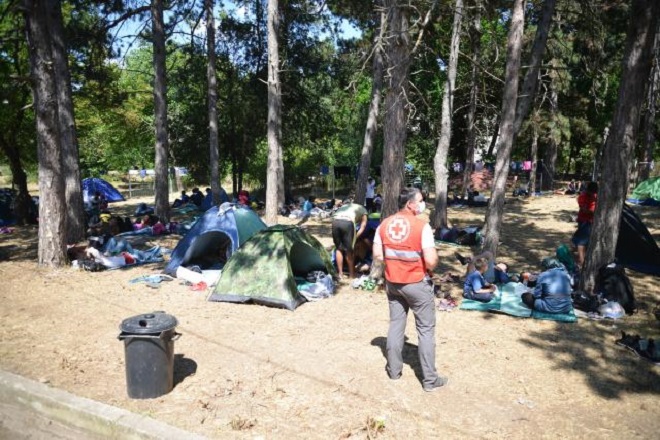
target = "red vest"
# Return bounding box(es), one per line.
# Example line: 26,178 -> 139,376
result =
379,211 -> 426,283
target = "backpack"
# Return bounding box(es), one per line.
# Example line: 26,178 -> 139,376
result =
596,263 -> 636,314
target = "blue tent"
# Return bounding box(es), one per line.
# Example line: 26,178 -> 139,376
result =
81,177 -> 125,203
164,203 -> 266,275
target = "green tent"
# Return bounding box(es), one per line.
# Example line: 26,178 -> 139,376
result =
208,225 -> 336,310
631,176 -> 660,202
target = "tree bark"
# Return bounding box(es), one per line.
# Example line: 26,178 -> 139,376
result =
206,0 -> 220,204
0,138 -> 32,225
461,0 -> 482,199
432,0 -> 464,228
486,114 -> 499,157
581,0 -> 660,293
47,0 -> 85,244
481,0 -> 525,259
513,0 -> 556,136
265,0 -> 283,224
639,30 -> 659,182
529,120 -> 538,195
24,0 -> 67,267
355,4 -> 385,206
381,0 -> 411,218
542,86 -> 559,190
152,0 -> 170,223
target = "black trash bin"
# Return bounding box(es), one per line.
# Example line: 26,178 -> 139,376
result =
118,311 -> 180,399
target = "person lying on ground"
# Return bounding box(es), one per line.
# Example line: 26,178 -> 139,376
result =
463,257 -> 497,303
456,250 -> 526,284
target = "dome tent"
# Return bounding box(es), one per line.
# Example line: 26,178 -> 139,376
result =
164,203 -> 266,275
208,225 -> 335,311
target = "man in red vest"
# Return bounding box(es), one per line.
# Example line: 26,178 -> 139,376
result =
373,188 -> 447,392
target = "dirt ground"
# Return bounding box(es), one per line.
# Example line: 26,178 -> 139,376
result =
0,194 -> 659,439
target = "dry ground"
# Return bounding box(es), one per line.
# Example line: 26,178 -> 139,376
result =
0,194 -> 659,439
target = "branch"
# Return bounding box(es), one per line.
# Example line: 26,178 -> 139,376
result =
411,0 -> 439,55
458,50 -> 504,84
103,6 -> 151,32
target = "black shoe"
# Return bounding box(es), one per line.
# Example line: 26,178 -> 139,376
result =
454,252 -> 468,266
423,376 -> 448,392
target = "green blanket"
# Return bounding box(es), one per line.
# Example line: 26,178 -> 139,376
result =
459,282 -> 577,323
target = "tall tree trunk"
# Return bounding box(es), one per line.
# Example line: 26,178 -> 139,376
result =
206,0 -> 220,204
355,4 -> 385,205
461,0 -> 482,199
486,114 -> 499,156
481,0 -> 525,259
581,0 -> 660,293
432,0 -> 464,228
24,0 -> 67,267
265,0 -> 283,224
529,120 -> 538,195
47,0 -> 85,244
0,139 -> 32,225
381,0 -> 411,218
640,30 -> 659,182
542,86 -> 559,190
513,0 -> 556,135
152,0 -> 170,223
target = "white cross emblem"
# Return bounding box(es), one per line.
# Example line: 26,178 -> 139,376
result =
387,217 -> 410,242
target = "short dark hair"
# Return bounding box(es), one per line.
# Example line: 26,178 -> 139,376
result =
474,257 -> 489,270
398,187 -> 421,210
586,181 -> 598,193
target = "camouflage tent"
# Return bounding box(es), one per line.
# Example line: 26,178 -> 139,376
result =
208,225 -> 335,310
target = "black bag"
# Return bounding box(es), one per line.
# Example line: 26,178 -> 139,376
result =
571,290 -> 602,313
596,263 -> 636,314
81,259 -> 105,272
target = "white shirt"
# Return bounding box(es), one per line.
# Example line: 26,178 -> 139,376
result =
366,181 -> 376,199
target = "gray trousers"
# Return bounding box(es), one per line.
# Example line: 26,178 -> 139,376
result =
385,279 -> 438,387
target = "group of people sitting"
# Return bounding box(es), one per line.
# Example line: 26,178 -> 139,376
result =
172,187 -> 232,210
460,250 -> 574,314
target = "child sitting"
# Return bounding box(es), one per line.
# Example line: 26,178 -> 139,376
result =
463,257 -> 497,302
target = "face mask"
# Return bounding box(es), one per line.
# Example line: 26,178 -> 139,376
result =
416,201 -> 426,215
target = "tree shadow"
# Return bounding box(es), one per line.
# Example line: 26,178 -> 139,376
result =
370,336 -> 424,384
173,353 -> 197,387
518,323 -> 660,399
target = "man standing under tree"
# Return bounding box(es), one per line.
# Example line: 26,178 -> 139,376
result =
372,188 -> 447,392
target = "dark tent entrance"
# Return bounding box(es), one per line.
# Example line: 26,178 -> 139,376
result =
616,205 -> 660,276
181,231 -> 233,270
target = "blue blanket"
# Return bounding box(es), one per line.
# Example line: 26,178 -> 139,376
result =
459,282 -> 577,322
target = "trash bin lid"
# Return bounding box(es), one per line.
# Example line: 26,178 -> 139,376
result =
120,312 -> 178,334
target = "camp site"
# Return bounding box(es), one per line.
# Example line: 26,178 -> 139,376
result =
0,1 -> 659,439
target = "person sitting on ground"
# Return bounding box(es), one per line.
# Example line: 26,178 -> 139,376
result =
134,214 -> 153,230
172,190 -> 189,208
571,181 -> 598,269
189,187 -> 204,207
521,267 -> 573,314
302,196 -> 315,214
565,180 -> 577,195
463,257 -> 497,302
201,188 -> 214,211
237,189 -> 250,206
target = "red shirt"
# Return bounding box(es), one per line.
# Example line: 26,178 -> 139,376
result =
577,192 -> 597,224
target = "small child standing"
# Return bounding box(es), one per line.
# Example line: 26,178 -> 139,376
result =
463,257 -> 497,302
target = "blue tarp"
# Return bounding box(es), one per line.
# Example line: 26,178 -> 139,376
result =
81,178 -> 125,203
